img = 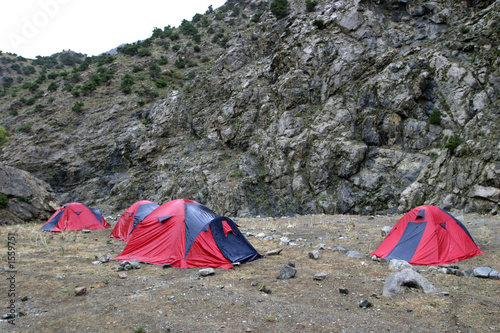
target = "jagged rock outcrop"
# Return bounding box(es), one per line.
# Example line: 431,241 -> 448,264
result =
0,163 -> 60,224
0,0 -> 498,218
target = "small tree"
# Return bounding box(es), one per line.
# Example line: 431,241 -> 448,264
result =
0,126 -> 9,145
72,101 -> 84,112
271,0 -> 289,19
306,0 -> 318,12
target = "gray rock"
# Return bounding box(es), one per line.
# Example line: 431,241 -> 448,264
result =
383,269 -> 437,296
279,237 -> 291,245
199,268 -> 215,276
332,246 -> 347,254
129,259 -> 141,269
277,265 -> 297,279
288,260 -> 295,268
359,300 -> 373,308
101,255 -> 110,263
339,287 -> 349,295
474,267 -> 493,278
74,287 -> 87,296
265,248 -> 283,256
313,243 -> 326,250
381,226 -> 392,237
388,259 -> 412,271
0,163 -> 60,225
314,273 -> 327,281
346,251 -> 362,258
118,272 -> 127,279
308,250 -> 320,260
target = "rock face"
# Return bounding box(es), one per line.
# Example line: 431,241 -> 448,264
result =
0,0 -> 499,218
0,163 -> 60,224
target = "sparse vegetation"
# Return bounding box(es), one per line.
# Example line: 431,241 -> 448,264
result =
271,0 -> 289,19
0,126 -> 9,145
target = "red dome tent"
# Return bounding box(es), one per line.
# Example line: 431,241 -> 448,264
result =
370,205 -> 484,265
40,202 -> 109,232
109,200 -> 159,241
113,199 -> 260,268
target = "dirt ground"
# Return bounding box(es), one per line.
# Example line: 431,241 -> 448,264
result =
0,213 -> 499,333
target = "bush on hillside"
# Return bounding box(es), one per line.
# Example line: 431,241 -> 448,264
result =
0,126 -> 9,146
271,0 -> 289,19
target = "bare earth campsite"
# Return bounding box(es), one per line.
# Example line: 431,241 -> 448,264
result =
1,213 -> 498,332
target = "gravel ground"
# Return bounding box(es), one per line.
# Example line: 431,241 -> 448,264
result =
0,213 -> 498,332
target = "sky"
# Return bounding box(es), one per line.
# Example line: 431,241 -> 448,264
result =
0,0 -> 227,59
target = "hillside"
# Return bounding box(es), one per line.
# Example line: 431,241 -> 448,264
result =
0,0 -> 499,219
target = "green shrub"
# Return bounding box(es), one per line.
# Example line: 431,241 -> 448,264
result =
201,56 -> 211,63
306,0 -> 318,12
174,57 -> 186,69
35,104 -> 45,112
120,74 -> 135,94
270,0 -> 289,19
444,134 -> 463,154
172,44 -> 181,51
251,12 -> 263,23
2,77 -> 14,88
313,19 -> 325,29
132,66 -> 143,73
18,122 -> 32,133
48,82 -> 59,91
429,108 -> 441,125
9,109 -> 18,116
193,45 -> 201,53
158,56 -> 169,65
138,48 -> 151,57
0,194 -> 8,209
155,78 -> 168,88
72,101 -> 84,112
0,126 -> 9,145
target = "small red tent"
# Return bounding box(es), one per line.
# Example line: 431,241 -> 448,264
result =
109,200 -> 159,241
40,202 -> 109,232
370,205 -> 484,265
113,199 -> 260,268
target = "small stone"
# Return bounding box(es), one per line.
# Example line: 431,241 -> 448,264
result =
266,248 -> 283,256
82,229 -> 91,233
308,250 -> 320,260
381,226 -> 392,237
462,269 -> 474,277
262,236 -> 273,241
389,259 -> 412,271
474,267 -> 493,278
21,296 -> 29,302
346,251 -> 362,258
440,291 -> 450,296
118,272 -> 127,279
74,287 -> 87,296
92,261 -> 102,265
489,270 -> 499,280
280,237 -> 290,245
199,268 -> 215,276
162,263 -> 171,268
314,243 -> 326,250
288,260 -> 295,267
259,285 -> 272,294
359,299 -> 373,308
332,246 -> 348,254
129,259 -> 141,269
2,313 -> 15,319
101,255 -> 110,263
314,273 -> 327,281
277,265 -> 297,279
339,287 -> 349,295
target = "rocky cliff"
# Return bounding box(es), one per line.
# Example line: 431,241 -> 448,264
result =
0,0 -> 499,219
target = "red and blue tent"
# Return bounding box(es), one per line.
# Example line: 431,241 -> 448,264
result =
40,202 -> 109,232
113,199 -> 260,268
110,200 -> 159,241
370,205 -> 484,265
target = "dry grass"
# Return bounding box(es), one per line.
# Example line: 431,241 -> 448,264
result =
0,214 -> 498,332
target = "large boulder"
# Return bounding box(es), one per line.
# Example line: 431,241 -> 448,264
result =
0,164 -> 60,225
